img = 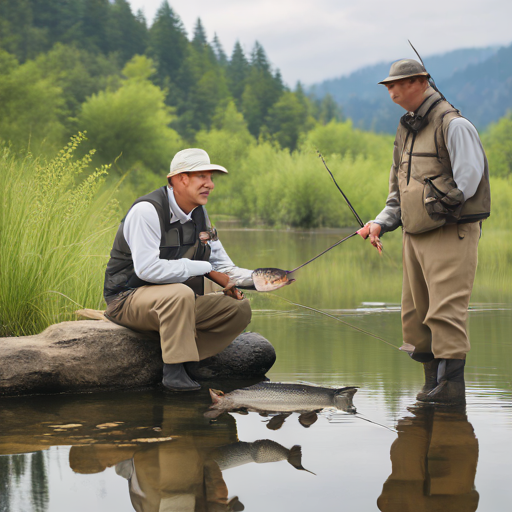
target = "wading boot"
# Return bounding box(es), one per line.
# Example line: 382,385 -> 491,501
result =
416,359 -> 440,401
418,359 -> 466,405
162,363 -> 201,392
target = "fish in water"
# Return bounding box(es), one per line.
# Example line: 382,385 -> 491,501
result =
252,268 -> 295,292
211,439 -> 314,474
205,382 -> 357,419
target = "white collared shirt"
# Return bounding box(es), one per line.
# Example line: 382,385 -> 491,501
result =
124,187 -> 254,286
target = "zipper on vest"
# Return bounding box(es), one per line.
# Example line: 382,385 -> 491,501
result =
407,133 -> 417,185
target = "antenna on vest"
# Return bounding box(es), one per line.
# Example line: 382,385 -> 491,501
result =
408,39 -> 448,104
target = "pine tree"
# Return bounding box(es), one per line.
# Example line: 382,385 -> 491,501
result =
192,18 -> 208,51
147,1 -> 188,84
81,0 -> 110,54
212,33 -> 227,67
241,41 -> 284,137
0,0 -> 46,61
227,41 -> 249,107
108,0 -> 147,63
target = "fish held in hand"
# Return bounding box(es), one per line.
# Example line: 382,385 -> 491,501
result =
252,268 -> 295,292
205,381 -> 358,419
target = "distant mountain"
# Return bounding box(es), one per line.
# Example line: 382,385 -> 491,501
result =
309,45 -> 509,132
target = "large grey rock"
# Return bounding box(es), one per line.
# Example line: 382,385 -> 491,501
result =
0,321 -> 275,397
186,332 -> 276,380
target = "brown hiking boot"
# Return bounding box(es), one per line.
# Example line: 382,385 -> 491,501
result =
416,359 -> 440,401
417,359 -> 466,405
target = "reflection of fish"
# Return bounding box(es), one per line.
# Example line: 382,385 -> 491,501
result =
212,440 -> 314,474
206,382 -> 357,418
252,268 -> 295,292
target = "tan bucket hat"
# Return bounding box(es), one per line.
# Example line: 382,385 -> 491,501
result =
378,59 -> 429,84
167,148 -> 228,178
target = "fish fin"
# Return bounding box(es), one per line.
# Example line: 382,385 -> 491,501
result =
227,496 -> 245,512
287,445 -> 316,475
209,389 -> 225,404
265,413 -> 290,431
204,409 -> 225,419
298,412 -> 318,428
335,386 -> 358,398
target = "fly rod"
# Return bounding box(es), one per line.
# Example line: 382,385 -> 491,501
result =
317,151 -> 364,228
288,231 -> 359,274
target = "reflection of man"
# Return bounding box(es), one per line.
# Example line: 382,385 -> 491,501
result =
104,148 -> 254,391
359,59 -> 490,404
115,439 -> 243,512
377,406 -> 479,511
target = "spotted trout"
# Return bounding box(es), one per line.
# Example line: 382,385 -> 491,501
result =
205,382 -> 357,418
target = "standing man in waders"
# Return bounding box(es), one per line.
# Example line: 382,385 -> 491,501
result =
103,148 -> 254,392
359,58 -> 490,404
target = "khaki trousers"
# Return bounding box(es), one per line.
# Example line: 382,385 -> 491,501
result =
106,284 -> 252,364
401,222 -> 480,360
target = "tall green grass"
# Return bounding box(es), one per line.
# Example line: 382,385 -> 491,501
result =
0,134 -> 119,336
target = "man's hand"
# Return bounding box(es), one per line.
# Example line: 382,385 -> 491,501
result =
357,222 -> 383,254
223,286 -> 244,300
206,271 -> 245,300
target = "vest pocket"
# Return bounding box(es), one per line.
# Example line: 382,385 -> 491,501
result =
423,175 -> 464,221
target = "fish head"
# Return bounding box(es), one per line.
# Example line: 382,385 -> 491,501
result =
252,268 -> 293,292
333,387 -> 358,413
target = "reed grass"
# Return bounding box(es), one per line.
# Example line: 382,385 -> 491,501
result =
0,134 -> 119,336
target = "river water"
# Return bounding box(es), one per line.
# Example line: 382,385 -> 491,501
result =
1,227 -> 511,511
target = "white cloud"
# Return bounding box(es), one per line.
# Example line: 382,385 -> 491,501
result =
127,0 -> 512,85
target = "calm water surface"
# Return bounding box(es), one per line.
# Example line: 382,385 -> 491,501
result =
1,228 -> 511,511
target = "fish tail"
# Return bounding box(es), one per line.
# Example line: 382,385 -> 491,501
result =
287,445 -> 316,475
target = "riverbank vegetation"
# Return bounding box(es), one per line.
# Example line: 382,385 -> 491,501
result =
1,1 -> 511,336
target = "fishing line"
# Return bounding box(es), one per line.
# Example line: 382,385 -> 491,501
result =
353,413 -> 397,433
317,151 -> 364,228
270,295 -> 400,351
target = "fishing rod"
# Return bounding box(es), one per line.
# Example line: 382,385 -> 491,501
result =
289,231 -> 359,274
273,295 -> 400,351
317,151 -> 364,228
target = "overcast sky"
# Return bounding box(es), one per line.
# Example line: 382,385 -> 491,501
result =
127,0 -> 512,86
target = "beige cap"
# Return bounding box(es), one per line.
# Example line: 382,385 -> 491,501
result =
378,59 -> 429,84
167,148 -> 228,178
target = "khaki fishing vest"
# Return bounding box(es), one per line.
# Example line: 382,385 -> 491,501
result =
395,92 -> 491,235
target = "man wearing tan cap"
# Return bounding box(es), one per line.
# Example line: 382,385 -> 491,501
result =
103,148 -> 254,391
358,59 -> 490,404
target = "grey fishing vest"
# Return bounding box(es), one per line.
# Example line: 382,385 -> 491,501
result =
395,91 -> 491,234
103,186 -> 211,302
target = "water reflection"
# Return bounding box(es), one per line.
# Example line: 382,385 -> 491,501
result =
377,405 -> 479,511
0,388 -> 318,512
0,452 -> 49,512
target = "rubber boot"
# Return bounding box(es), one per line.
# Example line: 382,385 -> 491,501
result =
162,363 -> 201,392
416,359 -> 440,401
417,359 -> 466,405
